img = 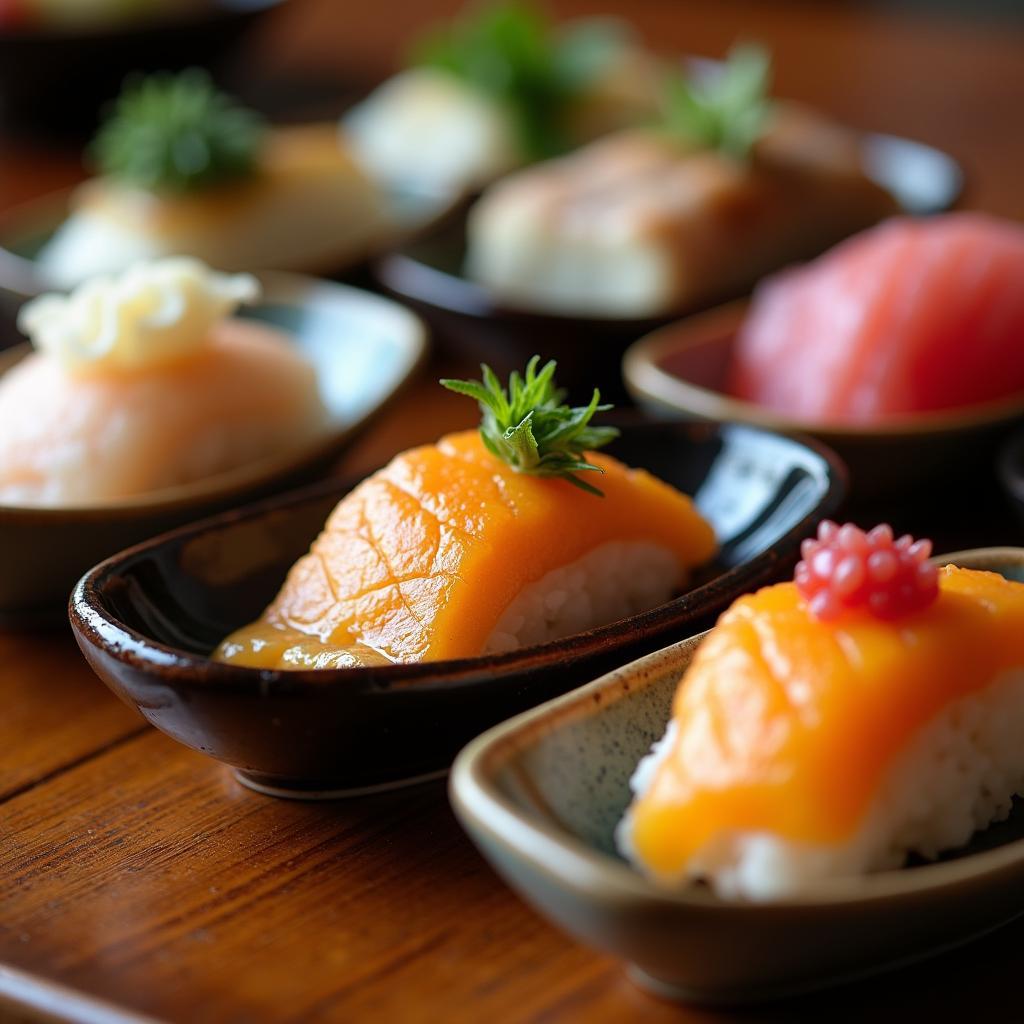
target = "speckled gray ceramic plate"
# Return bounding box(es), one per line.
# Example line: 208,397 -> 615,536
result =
0,272 -> 427,626
451,547 -> 1024,1005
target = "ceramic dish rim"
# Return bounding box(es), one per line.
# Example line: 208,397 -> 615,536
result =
68,420 -> 847,695
450,546 -> 1024,911
622,300 -> 1024,440
0,270 -> 428,520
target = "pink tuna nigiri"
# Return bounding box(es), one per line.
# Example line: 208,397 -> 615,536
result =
727,213 -> 1024,424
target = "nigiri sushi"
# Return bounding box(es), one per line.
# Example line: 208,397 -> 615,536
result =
39,71 -> 385,288
466,48 -> 897,318
216,358 -> 716,668
0,258 -> 326,506
728,213 -> 1024,423
618,522 -> 1024,900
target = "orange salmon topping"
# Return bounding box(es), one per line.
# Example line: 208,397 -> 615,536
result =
629,566 -> 1024,879
218,429 -> 715,666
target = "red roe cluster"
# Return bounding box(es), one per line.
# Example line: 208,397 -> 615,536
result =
795,521 -> 939,621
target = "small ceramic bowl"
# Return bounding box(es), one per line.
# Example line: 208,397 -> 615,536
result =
0,272 -> 426,626
0,1 -> 284,138
623,302 -> 1024,498
0,176 -> 459,314
374,132 -> 962,401
450,547 -> 1024,1005
69,420 -> 845,797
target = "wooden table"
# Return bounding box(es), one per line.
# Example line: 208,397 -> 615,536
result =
2,2 -> 1024,1021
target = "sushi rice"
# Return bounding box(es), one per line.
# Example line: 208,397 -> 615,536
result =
484,541 -> 685,654
617,668 -> 1024,900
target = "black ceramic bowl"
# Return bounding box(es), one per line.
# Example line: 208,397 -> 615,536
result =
0,0 -> 284,138
70,420 -> 845,798
374,132 -> 963,403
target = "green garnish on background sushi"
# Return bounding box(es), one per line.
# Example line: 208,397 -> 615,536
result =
92,69 -> 266,193
414,1 -> 631,160
660,43 -> 772,160
441,356 -> 619,495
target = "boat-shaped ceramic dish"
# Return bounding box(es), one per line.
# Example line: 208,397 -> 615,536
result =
373,132 -> 963,400
622,301 -> 1024,498
69,420 -> 845,797
451,547 -> 1024,1005
0,177 -> 459,313
1,272 -> 427,626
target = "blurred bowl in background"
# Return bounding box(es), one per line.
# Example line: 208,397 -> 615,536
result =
0,0 -> 285,139
374,213 -> 667,403
623,301 -> 1024,500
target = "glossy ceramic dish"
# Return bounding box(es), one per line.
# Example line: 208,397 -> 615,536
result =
623,301 -> 1024,497
1,272 -> 427,625
69,420 -> 845,797
450,547 -> 1024,1005
374,133 -> 963,398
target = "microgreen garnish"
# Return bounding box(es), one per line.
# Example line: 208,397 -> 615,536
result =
441,356 -> 619,496
660,43 -> 772,160
413,2 -> 629,161
92,69 -> 266,193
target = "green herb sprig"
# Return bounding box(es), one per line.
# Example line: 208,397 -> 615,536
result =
413,2 -> 629,161
660,44 -> 772,160
441,356 -> 619,496
92,69 -> 266,193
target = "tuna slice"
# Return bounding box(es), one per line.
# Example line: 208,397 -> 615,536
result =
727,213 -> 1024,424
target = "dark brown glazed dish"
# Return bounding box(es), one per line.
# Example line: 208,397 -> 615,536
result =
69,420 -> 845,797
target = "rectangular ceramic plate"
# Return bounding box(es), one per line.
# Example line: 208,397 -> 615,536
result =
451,548 -> 1024,1004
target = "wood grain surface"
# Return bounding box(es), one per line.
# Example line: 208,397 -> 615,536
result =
2,1 -> 1024,1021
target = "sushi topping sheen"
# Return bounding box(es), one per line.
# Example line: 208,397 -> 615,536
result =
441,356 -> 619,495
795,521 -> 938,621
